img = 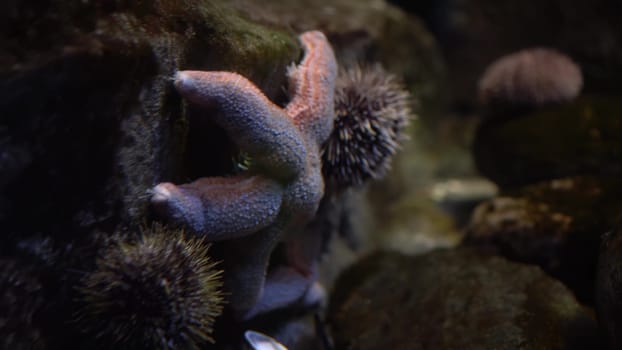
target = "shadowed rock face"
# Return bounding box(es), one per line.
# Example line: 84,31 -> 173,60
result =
473,96 -> 622,188
464,176 -> 622,303
596,227 -> 622,350
0,1 -> 299,245
0,1 -> 299,348
1,0 -> 447,348
329,248 -> 599,350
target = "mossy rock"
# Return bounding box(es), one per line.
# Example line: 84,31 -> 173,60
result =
1,2 -> 299,348
596,226 -> 622,350
473,96 -> 622,187
464,176 -> 622,303
0,0 -> 299,242
328,248 -> 599,350
225,0 -> 447,122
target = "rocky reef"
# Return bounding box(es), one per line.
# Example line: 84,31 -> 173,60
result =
328,248 -> 599,349
464,176 -> 622,302
1,1 -> 301,348
473,97 -> 622,187
0,0 -> 427,348
3,0 -> 622,349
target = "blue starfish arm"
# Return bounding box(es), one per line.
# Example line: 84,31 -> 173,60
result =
220,223 -> 284,316
242,266 -> 323,320
151,175 -> 283,240
174,71 -> 308,181
151,30 -> 338,320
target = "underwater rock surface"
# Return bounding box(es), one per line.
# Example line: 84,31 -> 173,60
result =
227,0 -> 447,113
0,0 -> 299,240
328,248 -> 599,350
596,226 -> 622,350
464,176 -> 622,303
1,1 -> 299,347
0,0 -> 447,348
473,96 -> 622,187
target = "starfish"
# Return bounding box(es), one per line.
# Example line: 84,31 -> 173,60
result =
151,31 -> 337,318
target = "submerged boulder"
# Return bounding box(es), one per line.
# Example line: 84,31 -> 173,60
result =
0,0 -> 299,244
473,96 -> 622,187
329,248 -> 599,350
596,226 -> 622,350
464,176 -> 622,303
0,1 -> 299,347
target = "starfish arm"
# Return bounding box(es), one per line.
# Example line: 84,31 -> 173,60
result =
175,71 -> 307,180
281,152 -> 325,224
151,175 -> 283,240
221,223 -> 284,318
242,266 -> 323,320
285,30 -> 338,145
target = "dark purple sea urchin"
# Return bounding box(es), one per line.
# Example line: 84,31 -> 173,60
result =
77,225 -> 224,349
322,64 -> 413,190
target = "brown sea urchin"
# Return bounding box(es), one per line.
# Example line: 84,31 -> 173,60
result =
322,64 -> 412,190
77,225 -> 224,349
478,48 -> 583,110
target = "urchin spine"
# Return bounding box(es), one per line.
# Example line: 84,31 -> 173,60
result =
76,225 -> 224,349
322,63 -> 413,190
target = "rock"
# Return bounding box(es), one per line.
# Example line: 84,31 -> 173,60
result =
328,248 -> 599,350
366,186 -> 462,255
0,1 -> 299,347
596,227 -> 622,349
464,176 -> 622,302
227,0 -> 447,115
0,0 -> 299,244
0,0 -> 451,348
473,96 -> 622,187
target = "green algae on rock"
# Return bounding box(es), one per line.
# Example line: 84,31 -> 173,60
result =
226,0 -> 447,120
473,96 -> 622,187
328,248 -> 599,350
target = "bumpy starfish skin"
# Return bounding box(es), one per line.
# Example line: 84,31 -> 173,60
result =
286,31 -> 339,145
151,31 -> 337,318
171,71 -> 306,181
151,175 -> 283,240
242,266 -> 324,320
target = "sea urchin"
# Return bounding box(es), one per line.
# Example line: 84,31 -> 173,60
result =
322,63 -> 412,190
478,48 -> 583,111
77,225 -> 224,349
